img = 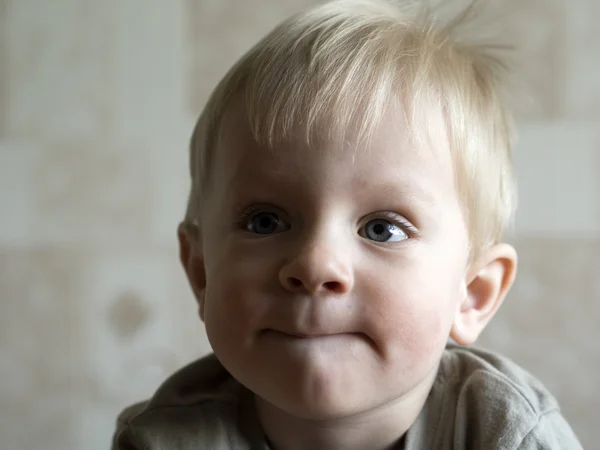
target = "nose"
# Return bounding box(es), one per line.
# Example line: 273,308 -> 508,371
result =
278,237 -> 354,296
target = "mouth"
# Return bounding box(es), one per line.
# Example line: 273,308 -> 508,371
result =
261,329 -> 359,339
260,329 -> 378,354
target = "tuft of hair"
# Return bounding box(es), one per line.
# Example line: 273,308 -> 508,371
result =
186,0 -> 518,262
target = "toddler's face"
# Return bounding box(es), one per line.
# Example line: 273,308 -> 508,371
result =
193,101 -> 470,419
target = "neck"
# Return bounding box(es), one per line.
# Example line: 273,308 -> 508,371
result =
255,372 -> 436,450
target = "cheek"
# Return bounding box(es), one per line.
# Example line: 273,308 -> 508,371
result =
201,251 -> 273,347
377,300 -> 453,381
364,260 -> 462,363
202,278 -> 252,363
378,292 -> 451,352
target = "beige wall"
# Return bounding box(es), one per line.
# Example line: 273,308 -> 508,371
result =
0,1 -> 598,449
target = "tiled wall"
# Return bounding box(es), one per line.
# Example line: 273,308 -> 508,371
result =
0,1 -> 598,449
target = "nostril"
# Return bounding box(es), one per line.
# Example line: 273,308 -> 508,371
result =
288,277 -> 303,289
282,276 -> 349,294
324,281 -> 343,293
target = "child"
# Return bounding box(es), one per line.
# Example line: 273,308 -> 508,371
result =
112,0 -> 582,448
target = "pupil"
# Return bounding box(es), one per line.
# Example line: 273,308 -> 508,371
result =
373,223 -> 385,235
259,217 -> 271,229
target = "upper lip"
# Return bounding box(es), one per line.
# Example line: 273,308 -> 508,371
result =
265,329 -> 349,338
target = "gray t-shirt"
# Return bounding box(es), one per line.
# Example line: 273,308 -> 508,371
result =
112,344 -> 582,449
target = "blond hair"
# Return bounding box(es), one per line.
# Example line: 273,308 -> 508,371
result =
186,0 -> 517,260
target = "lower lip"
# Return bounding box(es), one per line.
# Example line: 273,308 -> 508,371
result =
260,330 -> 372,355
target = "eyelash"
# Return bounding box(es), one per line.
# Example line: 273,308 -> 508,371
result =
235,204 -> 278,229
235,205 -> 418,236
369,211 -> 419,236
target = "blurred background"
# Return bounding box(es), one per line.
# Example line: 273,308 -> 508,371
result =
0,0 -> 598,449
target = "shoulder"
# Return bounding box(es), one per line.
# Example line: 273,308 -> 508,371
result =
118,353 -> 240,423
406,344 -> 582,449
112,354 -> 263,450
438,343 -> 559,416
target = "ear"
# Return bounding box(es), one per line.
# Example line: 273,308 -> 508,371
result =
450,243 -> 517,345
178,222 -> 207,321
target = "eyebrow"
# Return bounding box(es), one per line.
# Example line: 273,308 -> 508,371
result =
353,175 -> 440,207
227,165 -> 299,188
228,166 -> 439,209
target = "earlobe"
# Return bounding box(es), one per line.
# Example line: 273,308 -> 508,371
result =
177,222 -> 207,321
450,243 -> 517,345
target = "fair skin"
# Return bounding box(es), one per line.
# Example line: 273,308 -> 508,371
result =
179,99 -> 517,450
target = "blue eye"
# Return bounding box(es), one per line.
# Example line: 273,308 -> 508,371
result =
362,219 -> 408,243
247,212 -> 289,234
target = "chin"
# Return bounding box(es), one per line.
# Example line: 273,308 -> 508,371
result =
257,376 -> 371,421
276,396 -> 360,421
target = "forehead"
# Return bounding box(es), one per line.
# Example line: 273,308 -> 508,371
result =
212,98 -> 455,200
